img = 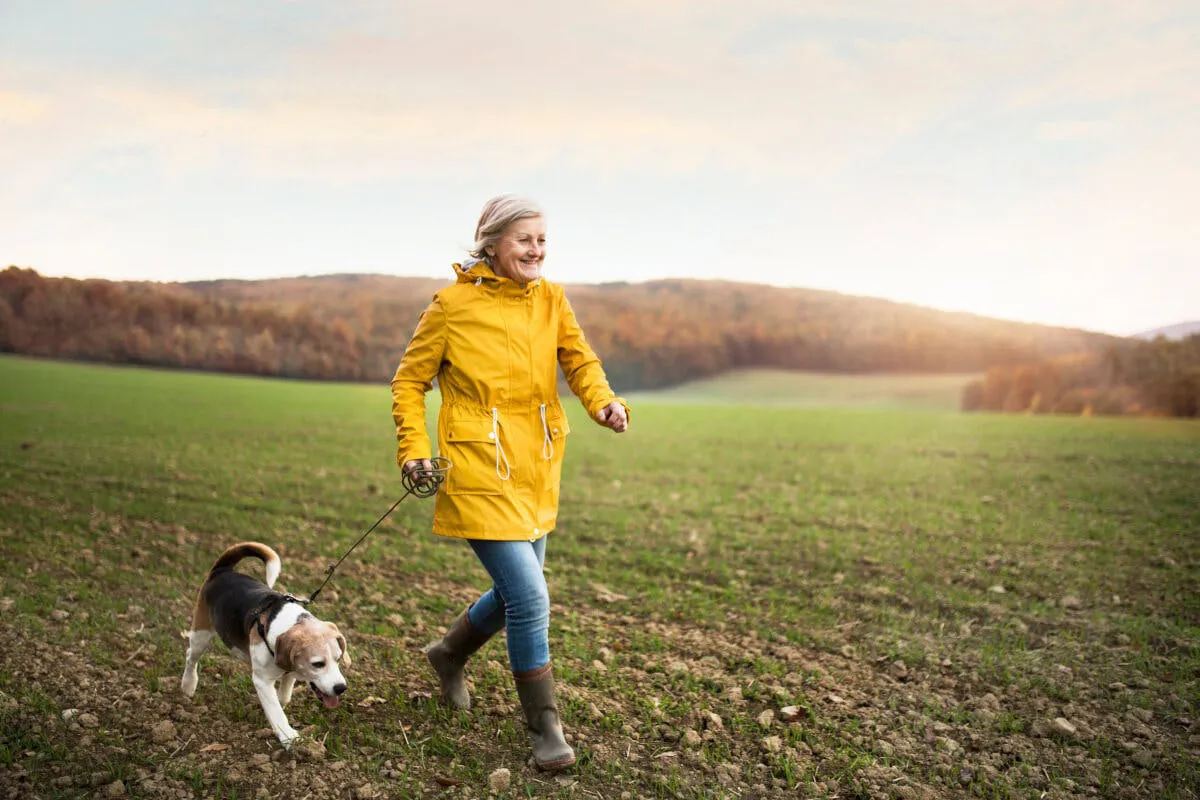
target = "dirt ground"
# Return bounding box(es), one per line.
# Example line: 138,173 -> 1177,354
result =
2,574 -> 1195,800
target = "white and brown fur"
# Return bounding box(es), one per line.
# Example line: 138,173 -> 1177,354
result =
180,542 -> 351,747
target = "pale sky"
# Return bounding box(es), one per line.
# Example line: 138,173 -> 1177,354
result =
2,0 -> 1198,336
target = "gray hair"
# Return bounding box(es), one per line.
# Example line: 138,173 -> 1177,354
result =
469,194 -> 544,260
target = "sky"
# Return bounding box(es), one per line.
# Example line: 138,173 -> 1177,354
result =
1,1 -> 1198,337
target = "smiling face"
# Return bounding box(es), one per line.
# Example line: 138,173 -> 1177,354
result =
487,216 -> 546,284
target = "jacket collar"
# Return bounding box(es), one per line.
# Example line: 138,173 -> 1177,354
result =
453,259 -> 542,293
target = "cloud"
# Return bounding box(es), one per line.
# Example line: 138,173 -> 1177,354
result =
0,1 -> 1197,333
0,89 -> 50,125
5,1 -> 1196,183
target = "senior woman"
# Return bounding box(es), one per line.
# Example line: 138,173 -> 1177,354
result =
391,194 -> 628,770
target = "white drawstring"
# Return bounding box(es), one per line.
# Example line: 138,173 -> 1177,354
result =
539,403 -> 554,460
474,276 -> 482,286
491,407 -> 511,480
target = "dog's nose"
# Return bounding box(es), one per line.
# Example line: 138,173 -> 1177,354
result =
334,683 -> 346,696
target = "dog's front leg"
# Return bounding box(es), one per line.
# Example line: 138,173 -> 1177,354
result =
277,674 -> 297,706
252,673 -> 300,746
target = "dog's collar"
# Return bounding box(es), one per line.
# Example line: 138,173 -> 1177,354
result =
250,593 -> 310,657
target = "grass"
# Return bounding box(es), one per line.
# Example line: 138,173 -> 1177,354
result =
629,367 -> 978,410
0,354 -> 1197,799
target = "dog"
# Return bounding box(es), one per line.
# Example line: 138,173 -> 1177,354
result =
180,542 -> 351,747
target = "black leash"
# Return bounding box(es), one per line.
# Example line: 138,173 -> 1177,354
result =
302,457 -> 452,605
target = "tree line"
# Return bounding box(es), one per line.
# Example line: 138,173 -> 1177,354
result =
3,266 -> 1157,407
0,267 -> 363,380
960,336 -> 1200,417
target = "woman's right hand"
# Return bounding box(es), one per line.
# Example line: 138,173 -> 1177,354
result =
403,458 -> 435,486
595,401 -> 629,433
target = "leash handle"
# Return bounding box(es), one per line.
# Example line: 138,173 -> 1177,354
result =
306,457 -> 452,604
402,457 -> 453,498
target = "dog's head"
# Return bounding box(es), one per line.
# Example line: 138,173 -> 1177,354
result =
274,618 -> 350,708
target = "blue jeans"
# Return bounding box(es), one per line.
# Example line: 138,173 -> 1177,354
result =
466,536 -> 549,673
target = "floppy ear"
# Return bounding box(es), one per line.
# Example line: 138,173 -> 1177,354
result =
273,630 -> 297,673
329,623 -> 351,667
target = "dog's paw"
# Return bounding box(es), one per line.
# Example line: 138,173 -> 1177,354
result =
179,675 -> 197,698
278,729 -> 302,749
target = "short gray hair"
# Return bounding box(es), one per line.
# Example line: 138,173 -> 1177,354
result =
469,194 -> 544,260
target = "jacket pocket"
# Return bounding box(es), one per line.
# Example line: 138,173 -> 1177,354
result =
443,418 -> 504,496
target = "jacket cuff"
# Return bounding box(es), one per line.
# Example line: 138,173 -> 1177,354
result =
397,437 -> 432,468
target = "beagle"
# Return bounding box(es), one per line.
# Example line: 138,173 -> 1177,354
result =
180,542 -> 351,747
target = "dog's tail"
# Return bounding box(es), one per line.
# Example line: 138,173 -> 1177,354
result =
207,542 -> 282,588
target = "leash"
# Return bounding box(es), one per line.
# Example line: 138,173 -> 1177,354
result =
302,457 -> 452,605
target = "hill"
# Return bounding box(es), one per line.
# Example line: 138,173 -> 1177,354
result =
178,272 -> 1121,388
2,266 -> 1123,390
1131,320 -> 1200,341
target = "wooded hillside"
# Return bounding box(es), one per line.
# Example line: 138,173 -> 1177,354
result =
1,266 -> 1122,391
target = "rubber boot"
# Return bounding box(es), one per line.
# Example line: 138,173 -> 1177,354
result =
424,608 -> 493,710
514,663 -> 576,771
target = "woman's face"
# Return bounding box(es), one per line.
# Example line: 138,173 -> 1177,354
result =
488,216 -> 546,284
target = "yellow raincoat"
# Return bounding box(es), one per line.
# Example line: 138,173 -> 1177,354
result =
391,261 -> 629,541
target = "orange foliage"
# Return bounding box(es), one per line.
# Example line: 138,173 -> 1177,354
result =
2,267 -> 1141,397
960,337 -> 1200,418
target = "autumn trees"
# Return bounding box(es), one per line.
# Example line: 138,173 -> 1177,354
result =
0,267 -> 366,381
7,266 -> 1191,416
959,337 -> 1200,417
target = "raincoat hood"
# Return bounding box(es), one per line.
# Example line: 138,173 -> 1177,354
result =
452,258 -> 542,290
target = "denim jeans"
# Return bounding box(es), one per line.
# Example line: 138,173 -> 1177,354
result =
466,536 -> 549,673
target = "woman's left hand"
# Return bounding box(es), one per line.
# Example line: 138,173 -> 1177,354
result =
595,401 -> 628,433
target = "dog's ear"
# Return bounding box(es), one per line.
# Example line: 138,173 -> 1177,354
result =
328,623 -> 351,667
273,630 -> 297,673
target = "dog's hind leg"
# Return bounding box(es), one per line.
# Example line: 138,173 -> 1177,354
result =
277,674 -> 297,706
181,591 -> 215,698
180,629 -> 215,698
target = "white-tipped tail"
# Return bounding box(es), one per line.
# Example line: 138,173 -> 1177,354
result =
208,542 -> 282,587
263,553 -> 281,588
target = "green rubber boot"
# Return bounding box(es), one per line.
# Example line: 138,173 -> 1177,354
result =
423,609 -> 493,710
514,663 -> 576,771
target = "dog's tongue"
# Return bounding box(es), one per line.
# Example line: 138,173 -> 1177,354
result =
322,694 -> 341,709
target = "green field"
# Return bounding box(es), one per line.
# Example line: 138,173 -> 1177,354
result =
629,369 -> 977,411
1,355 -> 1197,799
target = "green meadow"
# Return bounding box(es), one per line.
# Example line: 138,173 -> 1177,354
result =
627,369 -> 975,411
0,355 -> 1196,799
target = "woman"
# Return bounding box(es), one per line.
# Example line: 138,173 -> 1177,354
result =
391,194 -> 629,770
